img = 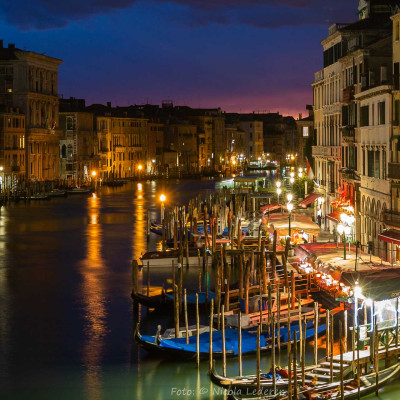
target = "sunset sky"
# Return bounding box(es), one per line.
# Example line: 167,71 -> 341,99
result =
0,0 -> 357,116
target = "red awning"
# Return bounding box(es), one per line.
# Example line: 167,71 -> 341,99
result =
326,211 -> 341,224
260,202 -> 282,213
298,193 -> 321,209
378,230 -> 400,246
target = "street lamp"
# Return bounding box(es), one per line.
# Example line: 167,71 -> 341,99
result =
160,194 -> 166,221
91,170 -> 97,190
138,164 -> 143,179
276,187 -> 282,204
287,202 -> 294,256
337,213 -> 353,260
287,193 -> 293,203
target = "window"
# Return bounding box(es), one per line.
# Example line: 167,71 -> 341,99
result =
302,127 -> 309,137
368,150 -> 374,177
396,21 -> 400,41
383,150 -> 386,180
378,101 -> 385,125
360,105 -> 369,127
395,100 -> 400,126
375,150 -> 380,179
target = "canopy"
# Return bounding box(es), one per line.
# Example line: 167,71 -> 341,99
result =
326,211 -> 341,224
298,193 -> 321,209
378,229 -> 400,246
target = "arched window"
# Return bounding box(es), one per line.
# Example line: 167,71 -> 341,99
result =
61,145 -> 66,158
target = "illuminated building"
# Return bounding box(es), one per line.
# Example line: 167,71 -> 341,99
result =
0,40 -> 62,181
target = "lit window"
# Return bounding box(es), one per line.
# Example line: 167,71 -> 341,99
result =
7,88 -> 12,93
302,127 -> 309,137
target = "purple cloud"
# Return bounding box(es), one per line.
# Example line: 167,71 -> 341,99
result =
0,0 -> 356,30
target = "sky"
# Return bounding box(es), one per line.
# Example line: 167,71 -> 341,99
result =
0,0 -> 357,116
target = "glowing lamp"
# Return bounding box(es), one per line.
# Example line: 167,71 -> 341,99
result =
160,194 -> 166,203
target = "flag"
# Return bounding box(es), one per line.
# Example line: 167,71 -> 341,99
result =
306,157 -> 314,180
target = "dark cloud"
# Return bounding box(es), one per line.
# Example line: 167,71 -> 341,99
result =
0,0 -> 356,30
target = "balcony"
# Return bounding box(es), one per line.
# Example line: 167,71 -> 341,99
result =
342,86 -> 354,103
11,165 -> 20,172
312,146 -> 328,157
341,126 -> 355,143
383,210 -> 400,229
314,69 -> 324,83
340,168 -> 360,182
389,163 -> 400,180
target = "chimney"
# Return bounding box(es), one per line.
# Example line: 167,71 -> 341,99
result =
299,113 -> 302,120
107,101 -> 111,108
8,43 -> 15,50
0,40 -> 3,49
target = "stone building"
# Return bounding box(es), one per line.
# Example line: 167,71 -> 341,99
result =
295,106 -> 314,166
0,107 -> 26,186
312,0 -> 397,243
239,121 -> 264,162
147,121 -> 164,175
110,117 -> 147,179
164,123 -> 198,175
0,40 -> 62,181
58,112 -> 100,183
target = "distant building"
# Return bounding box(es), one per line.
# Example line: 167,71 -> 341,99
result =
239,121 -> 263,162
59,112 -> 100,183
296,106 -> 314,166
0,106 -> 26,186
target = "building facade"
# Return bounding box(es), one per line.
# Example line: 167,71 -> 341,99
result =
0,40 -> 62,182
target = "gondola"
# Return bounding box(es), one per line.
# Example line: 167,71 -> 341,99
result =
135,320 -> 325,361
227,361 -> 400,400
131,288 -> 215,310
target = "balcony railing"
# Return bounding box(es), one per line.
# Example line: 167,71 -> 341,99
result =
313,146 -> 341,159
388,163 -> 400,180
384,210 -> 400,229
342,86 -> 354,103
341,126 -> 355,138
315,69 -> 324,83
341,168 -> 360,182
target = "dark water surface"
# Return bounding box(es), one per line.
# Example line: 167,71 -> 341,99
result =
0,180 -> 398,399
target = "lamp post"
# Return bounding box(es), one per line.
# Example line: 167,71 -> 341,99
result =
287,202 -> 293,238
91,170 -> 97,190
276,181 -> 281,204
276,187 -> 282,204
160,194 -> 166,221
337,212 -> 353,260
138,164 -> 143,180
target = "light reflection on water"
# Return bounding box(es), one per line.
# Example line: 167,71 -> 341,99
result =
0,179 -> 397,399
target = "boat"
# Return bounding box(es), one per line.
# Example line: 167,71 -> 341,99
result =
139,248 -> 211,267
67,187 -> 91,195
224,292 -> 317,329
291,361 -> 400,400
150,223 -> 163,235
191,233 -> 231,248
22,194 -> 51,201
47,189 -> 68,198
135,319 -> 326,361
131,288 -> 215,309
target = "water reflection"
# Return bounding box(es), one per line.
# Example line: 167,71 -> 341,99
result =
80,193 -> 107,400
0,208 -> 9,384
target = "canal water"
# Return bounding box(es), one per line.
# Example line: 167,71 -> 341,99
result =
0,180 -> 399,399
